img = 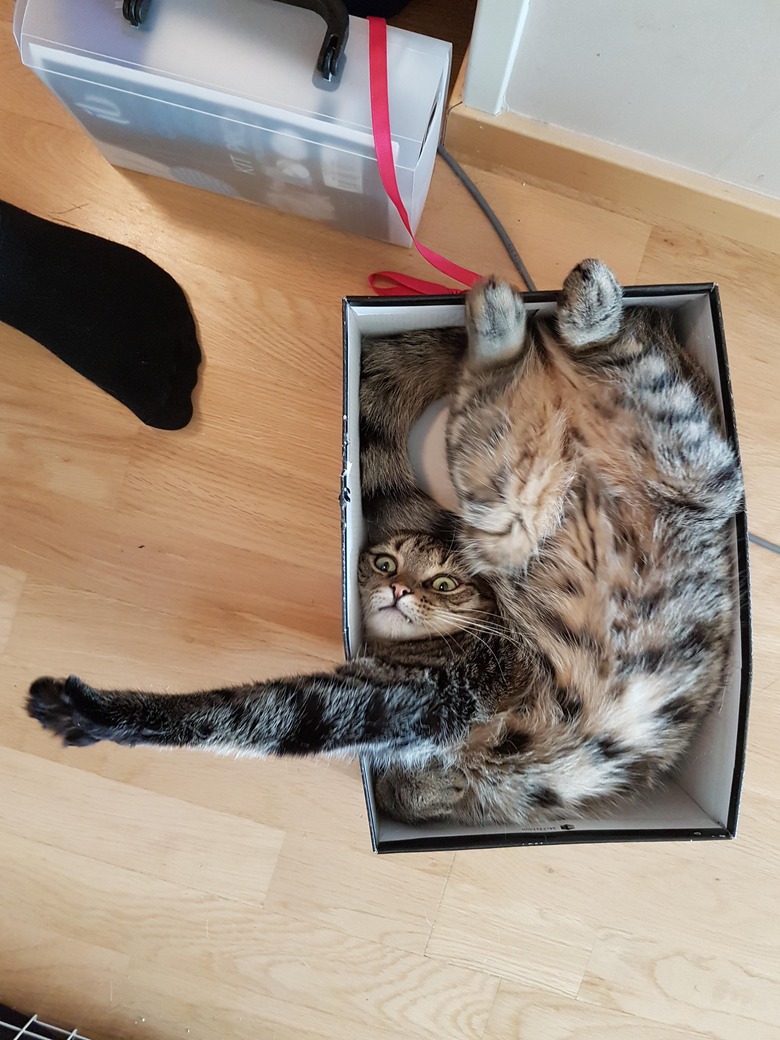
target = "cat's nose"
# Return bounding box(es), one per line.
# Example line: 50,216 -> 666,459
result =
390,582 -> 411,601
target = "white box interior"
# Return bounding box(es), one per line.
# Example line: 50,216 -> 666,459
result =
343,290 -> 750,851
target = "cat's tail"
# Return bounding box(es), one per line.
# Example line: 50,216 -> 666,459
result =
360,327 -> 465,542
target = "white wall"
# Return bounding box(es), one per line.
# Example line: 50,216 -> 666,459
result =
462,0 -> 529,116
469,0 -> 780,201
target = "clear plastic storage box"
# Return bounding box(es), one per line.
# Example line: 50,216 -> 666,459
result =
14,0 -> 451,244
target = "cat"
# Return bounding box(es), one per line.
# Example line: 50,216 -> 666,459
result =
26,260 -> 743,827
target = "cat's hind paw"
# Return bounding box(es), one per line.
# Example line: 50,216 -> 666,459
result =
557,259 -> 622,348
465,277 -> 528,369
27,675 -> 103,746
375,763 -> 468,824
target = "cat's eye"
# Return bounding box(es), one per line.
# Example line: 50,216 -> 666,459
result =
431,575 -> 460,592
373,554 -> 397,575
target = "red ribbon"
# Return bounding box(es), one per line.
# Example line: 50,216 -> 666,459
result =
367,16 -> 481,296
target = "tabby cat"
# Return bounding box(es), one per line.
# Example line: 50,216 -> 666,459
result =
27,260 -> 742,826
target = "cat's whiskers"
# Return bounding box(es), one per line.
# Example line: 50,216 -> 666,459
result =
428,610 -> 508,681
449,608 -> 509,638
463,609 -> 507,630
447,614 -> 529,660
422,614 -> 463,664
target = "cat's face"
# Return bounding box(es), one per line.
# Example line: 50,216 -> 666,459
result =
358,533 -> 494,641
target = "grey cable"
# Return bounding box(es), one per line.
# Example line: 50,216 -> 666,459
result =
436,143 -> 537,291
748,532 -> 780,555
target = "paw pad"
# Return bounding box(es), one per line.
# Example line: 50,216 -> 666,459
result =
27,675 -> 101,746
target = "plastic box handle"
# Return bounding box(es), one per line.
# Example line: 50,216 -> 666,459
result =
121,0 -> 349,81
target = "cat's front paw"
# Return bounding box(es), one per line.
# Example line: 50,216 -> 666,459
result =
557,259 -> 622,347
27,676 -> 104,746
465,277 -> 528,368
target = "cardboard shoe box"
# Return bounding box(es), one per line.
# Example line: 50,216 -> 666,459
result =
342,285 -> 752,854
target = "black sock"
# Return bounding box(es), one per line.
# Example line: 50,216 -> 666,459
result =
0,201 -> 201,430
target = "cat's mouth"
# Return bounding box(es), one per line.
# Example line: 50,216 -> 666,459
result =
363,599 -> 428,641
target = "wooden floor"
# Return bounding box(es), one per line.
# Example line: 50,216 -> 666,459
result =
2,5 -> 780,1039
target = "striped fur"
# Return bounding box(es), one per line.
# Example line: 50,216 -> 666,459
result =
359,326 -> 464,544
27,260 -> 742,828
